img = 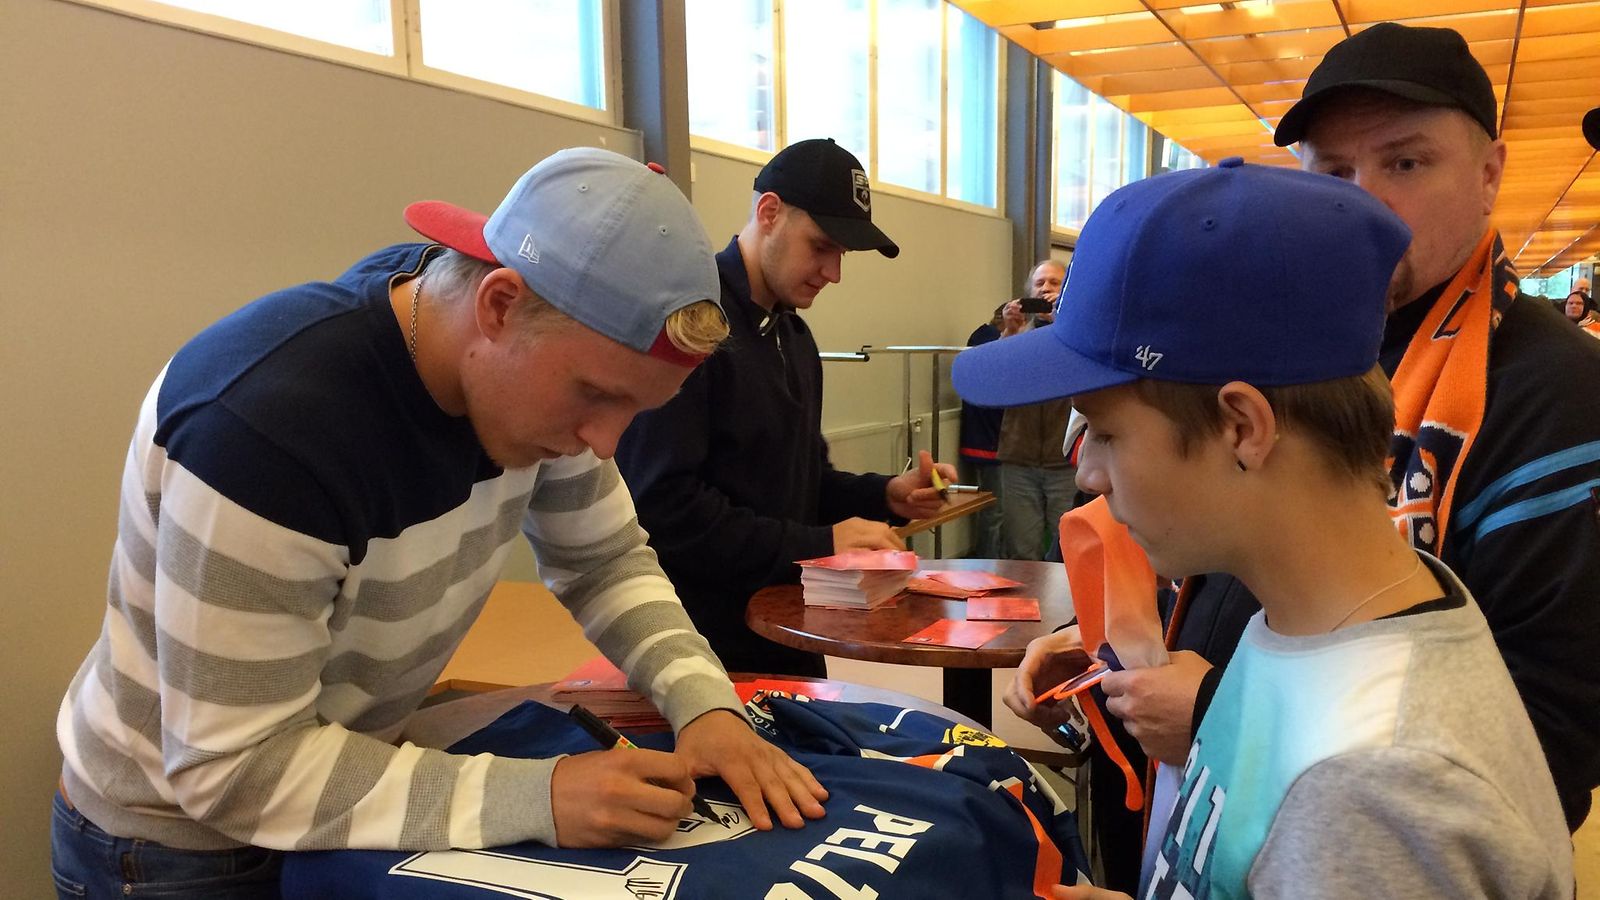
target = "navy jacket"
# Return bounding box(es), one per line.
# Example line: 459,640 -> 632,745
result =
615,237 -> 892,675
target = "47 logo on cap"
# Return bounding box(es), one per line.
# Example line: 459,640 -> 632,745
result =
851,169 -> 871,212
1135,345 -> 1163,370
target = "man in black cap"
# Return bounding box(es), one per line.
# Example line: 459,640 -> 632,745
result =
1008,21 -> 1600,889
616,138 -> 956,676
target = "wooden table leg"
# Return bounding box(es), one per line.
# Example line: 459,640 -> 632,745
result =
942,668 -> 992,728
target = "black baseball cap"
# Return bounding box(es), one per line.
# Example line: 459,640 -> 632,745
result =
754,138 -> 900,258
1584,107 -> 1600,151
1274,22 -> 1498,147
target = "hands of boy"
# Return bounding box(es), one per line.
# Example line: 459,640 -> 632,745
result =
1004,626 -> 1097,743
674,709 -> 828,831
886,450 -> 960,519
550,747 -> 695,847
832,517 -> 907,551
1099,650 -> 1212,766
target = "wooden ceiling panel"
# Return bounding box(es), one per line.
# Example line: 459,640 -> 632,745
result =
951,0 -> 1600,273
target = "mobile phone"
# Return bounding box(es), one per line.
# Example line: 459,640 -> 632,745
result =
1017,297 -> 1054,314
1033,662 -> 1111,705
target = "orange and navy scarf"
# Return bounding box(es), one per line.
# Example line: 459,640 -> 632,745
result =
1387,230 -> 1517,552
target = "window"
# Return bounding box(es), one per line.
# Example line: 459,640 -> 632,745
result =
77,0 -> 612,118
784,0 -> 872,164
155,0 -> 393,54
687,0 -> 1001,209
1054,70 -> 1192,231
685,0 -> 775,151
1154,133 -> 1205,173
417,0 -> 606,110
946,4 -> 999,207
1053,74 -> 1092,230
876,0 -> 943,195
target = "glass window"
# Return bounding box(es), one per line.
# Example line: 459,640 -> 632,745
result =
784,0 -> 870,164
1124,118 -> 1150,186
946,4 -> 998,207
685,0 -> 775,150
156,0 -> 392,54
1089,94 -> 1124,210
418,0 -> 606,110
876,0 -> 943,194
1054,73 -> 1092,230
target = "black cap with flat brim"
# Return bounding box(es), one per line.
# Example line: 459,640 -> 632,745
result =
755,138 -> 900,258
1274,23 -> 1497,147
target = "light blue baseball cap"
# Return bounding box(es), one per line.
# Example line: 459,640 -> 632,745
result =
405,147 -> 722,367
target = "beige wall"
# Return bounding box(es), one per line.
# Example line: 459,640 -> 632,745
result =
0,0 -> 1011,891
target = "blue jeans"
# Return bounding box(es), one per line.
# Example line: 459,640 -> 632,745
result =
999,463 -> 1077,560
50,792 -> 282,898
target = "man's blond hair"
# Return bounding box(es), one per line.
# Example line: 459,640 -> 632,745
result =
425,249 -> 728,356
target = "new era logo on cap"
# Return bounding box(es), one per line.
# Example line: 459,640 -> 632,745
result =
402,147 -> 721,368
953,159 -> 1411,409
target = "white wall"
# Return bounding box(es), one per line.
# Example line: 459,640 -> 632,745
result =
0,0 -> 1014,892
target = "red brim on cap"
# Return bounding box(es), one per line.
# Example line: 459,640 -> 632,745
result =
403,200 -> 498,263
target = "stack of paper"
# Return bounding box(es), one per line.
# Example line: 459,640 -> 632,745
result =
551,656 -> 668,731
796,549 -> 919,609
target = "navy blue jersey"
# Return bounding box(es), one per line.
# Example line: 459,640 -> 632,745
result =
282,694 -> 1089,898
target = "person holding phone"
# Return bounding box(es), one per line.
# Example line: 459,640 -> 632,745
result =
993,259 -> 1078,560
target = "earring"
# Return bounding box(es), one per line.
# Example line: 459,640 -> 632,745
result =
1236,460 -> 1247,472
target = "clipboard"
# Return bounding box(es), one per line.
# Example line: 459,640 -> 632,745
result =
894,490 -> 996,538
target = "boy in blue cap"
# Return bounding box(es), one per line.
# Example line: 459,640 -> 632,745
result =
955,160 -> 1572,897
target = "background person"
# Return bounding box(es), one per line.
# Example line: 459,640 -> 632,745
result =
1015,23 -> 1600,889
960,159 -> 1571,900
616,138 -> 956,677
995,260 -> 1078,559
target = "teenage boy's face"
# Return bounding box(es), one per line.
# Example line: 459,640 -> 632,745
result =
1072,384 -> 1230,576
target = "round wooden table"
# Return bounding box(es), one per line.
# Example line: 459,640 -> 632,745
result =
745,559 -> 1074,726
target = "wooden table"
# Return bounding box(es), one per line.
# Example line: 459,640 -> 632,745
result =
745,559 -> 1073,727
402,674 -> 984,749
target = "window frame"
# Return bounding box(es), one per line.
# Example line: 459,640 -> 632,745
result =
686,0 -> 1005,216
64,0 -> 624,129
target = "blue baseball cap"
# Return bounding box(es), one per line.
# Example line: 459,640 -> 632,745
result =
404,147 -> 721,367
952,159 -> 1411,408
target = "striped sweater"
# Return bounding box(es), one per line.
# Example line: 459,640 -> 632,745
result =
56,244 -> 740,852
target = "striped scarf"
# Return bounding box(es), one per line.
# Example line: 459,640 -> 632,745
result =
1387,229 -> 1517,552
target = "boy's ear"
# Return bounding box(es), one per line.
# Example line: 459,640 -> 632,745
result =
1215,382 -> 1278,472
474,268 -> 526,341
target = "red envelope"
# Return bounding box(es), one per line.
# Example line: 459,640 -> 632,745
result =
904,576 -> 982,599
967,596 -> 1042,621
922,570 -> 1025,591
901,619 -> 1011,649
